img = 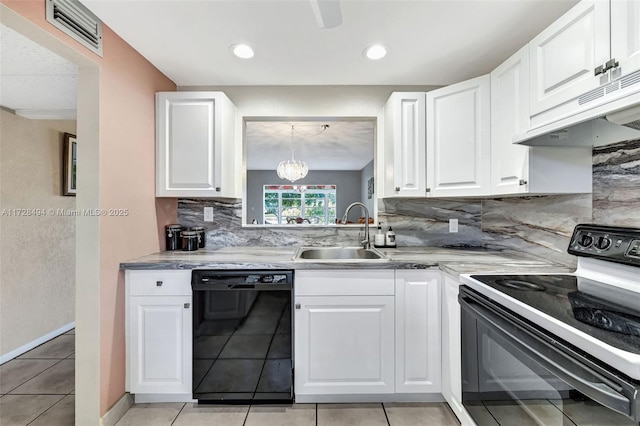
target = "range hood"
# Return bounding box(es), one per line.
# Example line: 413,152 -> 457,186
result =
515,71 -> 640,147
607,104 -> 640,130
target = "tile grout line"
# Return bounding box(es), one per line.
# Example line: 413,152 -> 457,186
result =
23,393 -> 66,426
169,402 -> 187,425
3,357 -> 68,394
315,403 -> 318,426
381,403 -> 391,426
242,403 -> 251,426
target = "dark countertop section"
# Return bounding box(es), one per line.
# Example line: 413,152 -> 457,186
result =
120,246 -> 573,277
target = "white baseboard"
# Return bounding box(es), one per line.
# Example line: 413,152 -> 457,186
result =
101,393 -> 134,426
0,321 -> 75,364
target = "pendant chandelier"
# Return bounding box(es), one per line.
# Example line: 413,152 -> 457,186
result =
277,125 -> 308,182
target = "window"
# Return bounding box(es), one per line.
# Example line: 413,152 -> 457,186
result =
263,185 -> 337,225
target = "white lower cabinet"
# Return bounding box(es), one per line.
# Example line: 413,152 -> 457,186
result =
442,274 -> 464,418
395,270 -> 441,393
125,270 -> 192,398
294,269 -> 443,400
294,270 -> 395,396
295,295 -> 395,395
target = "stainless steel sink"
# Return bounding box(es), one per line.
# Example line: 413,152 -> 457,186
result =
292,246 -> 388,261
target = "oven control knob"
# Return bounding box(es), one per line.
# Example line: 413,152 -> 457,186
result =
578,234 -> 593,247
594,237 -> 612,250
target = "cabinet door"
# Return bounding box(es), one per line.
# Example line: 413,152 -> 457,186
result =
491,45 -> 531,195
384,92 -> 427,197
442,275 -> 463,418
395,270 -> 441,393
294,295 -> 395,395
426,75 -> 491,197
156,92 -> 224,197
129,296 -> 192,394
529,0 -> 610,116
611,0 -> 640,78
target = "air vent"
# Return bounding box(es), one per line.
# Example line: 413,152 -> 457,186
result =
578,87 -> 604,105
46,0 -> 103,57
605,81 -> 619,94
621,70 -> 640,89
623,119 -> 640,131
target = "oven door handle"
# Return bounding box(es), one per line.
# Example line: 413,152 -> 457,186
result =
460,295 -> 633,417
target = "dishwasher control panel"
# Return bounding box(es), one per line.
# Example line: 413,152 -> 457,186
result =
192,269 -> 294,288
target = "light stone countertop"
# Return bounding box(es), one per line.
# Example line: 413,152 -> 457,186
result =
120,246 -> 574,278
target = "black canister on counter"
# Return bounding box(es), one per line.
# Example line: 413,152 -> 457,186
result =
165,224 -> 183,251
190,226 -> 206,249
181,230 -> 199,251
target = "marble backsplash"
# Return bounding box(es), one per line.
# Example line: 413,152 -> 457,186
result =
177,139 -> 640,267
178,199 -> 371,248
592,139 -> 640,227
481,195 -> 591,266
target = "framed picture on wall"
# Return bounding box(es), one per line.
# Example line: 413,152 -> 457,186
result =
63,133 -> 77,196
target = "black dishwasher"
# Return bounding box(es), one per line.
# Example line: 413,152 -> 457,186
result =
191,270 -> 293,404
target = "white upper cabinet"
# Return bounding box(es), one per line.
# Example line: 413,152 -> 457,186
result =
611,0 -> 640,79
491,45 -> 531,195
426,75 -> 491,197
383,92 -> 427,197
156,92 -> 239,198
490,45 -> 593,195
529,0 -> 611,117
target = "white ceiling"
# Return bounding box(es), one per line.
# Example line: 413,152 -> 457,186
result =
1,0 -> 580,163
0,23 -> 78,119
80,0 -> 579,86
246,120 -> 374,170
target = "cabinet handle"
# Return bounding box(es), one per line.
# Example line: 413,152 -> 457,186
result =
395,186 -> 400,192
426,187 -> 431,193
295,303 -> 301,310
594,64 -> 605,76
215,187 -> 221,192
184,303 -> 190,309
519,179 -> 528,186
604,58 -> 619,72
156,281 -> 163,287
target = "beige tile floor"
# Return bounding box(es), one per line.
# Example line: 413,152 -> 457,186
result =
0,330 -> 75,426
115,402 -> 460,426
0,330 -> 460,426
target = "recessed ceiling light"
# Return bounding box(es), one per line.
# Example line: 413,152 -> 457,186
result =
364,44 -> 387,60
230,44 -> 254,59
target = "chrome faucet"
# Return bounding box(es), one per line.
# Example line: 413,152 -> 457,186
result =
342,202 -> 371,249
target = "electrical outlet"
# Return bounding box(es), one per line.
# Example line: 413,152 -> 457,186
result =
449,218 -> 459,233
204,207 -> 214,222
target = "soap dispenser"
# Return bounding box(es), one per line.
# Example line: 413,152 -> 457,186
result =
374,223 -> 385,248
385,226 -> 396,248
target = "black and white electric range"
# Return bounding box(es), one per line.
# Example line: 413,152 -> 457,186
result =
460,224 -> 640,426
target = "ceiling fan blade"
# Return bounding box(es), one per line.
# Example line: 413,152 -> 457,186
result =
309,0 -> 342,29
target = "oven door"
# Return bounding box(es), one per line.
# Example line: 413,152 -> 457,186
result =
459,285 -> 640,426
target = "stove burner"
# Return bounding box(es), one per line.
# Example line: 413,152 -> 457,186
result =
495,279 -> 546,292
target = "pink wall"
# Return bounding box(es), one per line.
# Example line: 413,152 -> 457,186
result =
2,0 -> 178,415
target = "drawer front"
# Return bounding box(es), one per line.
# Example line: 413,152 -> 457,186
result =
295,269 -> 395,296
127,270 -> 192,296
